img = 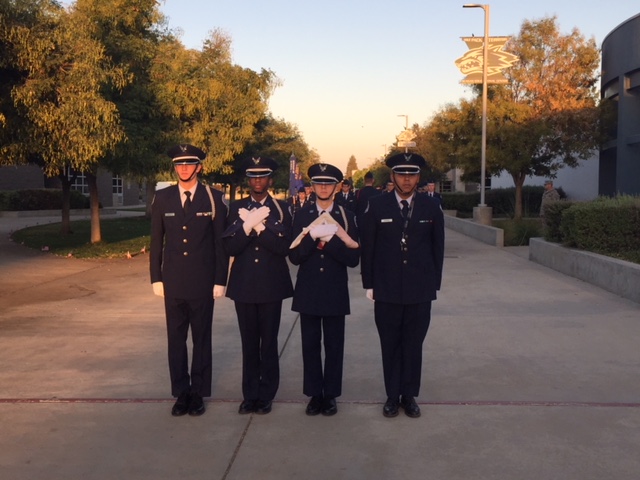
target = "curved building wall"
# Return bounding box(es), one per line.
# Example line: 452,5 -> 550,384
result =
600,13 -> 640,196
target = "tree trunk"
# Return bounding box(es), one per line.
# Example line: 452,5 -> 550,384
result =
87,172 -> 102,243
229,182 -> 237,202
511,173 -> 526,220
59,173 -> 73,235
145,177 -> 156,219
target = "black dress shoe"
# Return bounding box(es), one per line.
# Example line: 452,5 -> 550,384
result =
254,400 -> 272,415
238,399 -> 256,414
400,396 -> 421,418
321,397 -> 338,416
171,391 -> 190,417
383,398 -> 399,418
305,396 -> 323,416
188,393 -> 206,416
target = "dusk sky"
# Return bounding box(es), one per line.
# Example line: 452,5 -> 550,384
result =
160,1 -> 639,171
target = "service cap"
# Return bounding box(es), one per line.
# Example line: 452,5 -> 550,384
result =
167,144 -> 206,165
386,153 -> 426,174
308,163 -> 343,184
244,156 -> 278,177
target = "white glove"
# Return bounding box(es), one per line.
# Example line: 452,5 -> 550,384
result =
238,208 -> 250,222
366,289 -> 374,301
242,206 -> 270,234
152,282 -> 164,297
309,223 -> 338,240
335,225 -> 359,249
213,285 -> 226,298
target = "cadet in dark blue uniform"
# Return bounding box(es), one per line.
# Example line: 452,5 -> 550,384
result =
333,178 -> 356,212
360,153 -> 445,418
150,144 -> 229,417
289,163 -> 360,416
223,157 -> 293,415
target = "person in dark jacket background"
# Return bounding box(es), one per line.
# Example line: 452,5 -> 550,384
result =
150,144 -> 228,417
334,178 -> 356,212
223,156 -> 293,415
360,153 -> 444,419
289,163 -> 359,416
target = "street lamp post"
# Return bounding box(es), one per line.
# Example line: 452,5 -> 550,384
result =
463,3 -> 489,207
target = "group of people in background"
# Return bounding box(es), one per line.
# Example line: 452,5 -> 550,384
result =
150,145 -> 445,420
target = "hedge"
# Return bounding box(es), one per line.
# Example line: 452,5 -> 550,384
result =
559,196 -> 640,256
0,189 -> 90,211
442,186 -> 556,218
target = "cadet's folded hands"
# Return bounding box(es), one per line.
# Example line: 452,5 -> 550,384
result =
309,223 -> 338,241
242,206 -> 270,234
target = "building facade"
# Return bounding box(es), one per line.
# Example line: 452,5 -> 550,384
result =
0,165 -> 145,208
600,13 -> 640,196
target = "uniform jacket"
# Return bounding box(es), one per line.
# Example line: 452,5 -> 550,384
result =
425,191 -> 443,206
150,183 -> 228,299
289,203 -> 360,316
360,191 -> 444,305
334,191 -> 356,212
223,195 -> 294,303
355,185 -> 380,220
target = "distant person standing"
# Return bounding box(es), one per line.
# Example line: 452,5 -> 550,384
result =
360,153 -> 445,419
384,180 -> 395,194
334,179 -> 356,212
150,144 -> 229,417
289,163 -> 360,416
223,156 -> 294,415
425,181 -> 443,207
355,171 -> 380,224
540,180 -> 560,219
291,186 -> 309,213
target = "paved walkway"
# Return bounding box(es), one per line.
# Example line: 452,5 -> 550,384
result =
1,212 -> 639,480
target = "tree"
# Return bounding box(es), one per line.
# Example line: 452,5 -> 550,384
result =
73,0 -> 171,219
345,155 -> 358,179
3,0 -> 127,235
424,16 -> 601,219
218,115 -> 317,201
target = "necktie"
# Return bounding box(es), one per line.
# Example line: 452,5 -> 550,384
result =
319,210 -> 326,217
183,191 -> 192,214
400,200 -> 409,219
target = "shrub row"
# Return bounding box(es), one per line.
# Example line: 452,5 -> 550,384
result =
555,196 -> 640,257
442,186 -> 558,218
0,189 -> 90,211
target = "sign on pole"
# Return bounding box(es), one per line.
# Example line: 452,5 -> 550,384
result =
455,36 -> 518,84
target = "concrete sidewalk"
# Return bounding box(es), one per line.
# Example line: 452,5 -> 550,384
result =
1,213 -> 639,480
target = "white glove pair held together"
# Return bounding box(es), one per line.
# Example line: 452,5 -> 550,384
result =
239,206 -> 270,235
152,282 -> 225,298
309,223 -> 359,249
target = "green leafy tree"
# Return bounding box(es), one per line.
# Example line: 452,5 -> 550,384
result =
2,0 -> 127,234
73,0 -> 170,219
152,29 -> 278,176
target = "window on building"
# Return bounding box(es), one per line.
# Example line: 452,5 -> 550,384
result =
439,180 -> 453,193
66,168 -> 89,195
112,176 -> 123,195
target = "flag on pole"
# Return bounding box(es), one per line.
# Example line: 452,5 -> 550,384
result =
289,153 -> 304,199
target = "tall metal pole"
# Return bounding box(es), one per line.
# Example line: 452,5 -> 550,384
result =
463,4 -> 489,206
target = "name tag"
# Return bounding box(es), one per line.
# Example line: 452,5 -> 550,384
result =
164,213 -> 175,217
196,212 -> 213,217
419,219 -> 433,223
381,218 -> 393,223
